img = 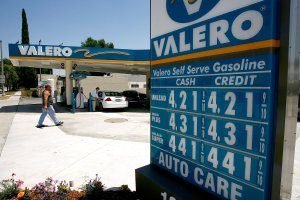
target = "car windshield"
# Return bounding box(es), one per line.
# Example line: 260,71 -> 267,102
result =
105,92 -> 122,96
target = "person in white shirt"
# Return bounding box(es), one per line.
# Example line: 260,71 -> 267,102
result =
91,87 -> 100,111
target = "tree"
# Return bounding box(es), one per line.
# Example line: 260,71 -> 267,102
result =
18,8 -> 37,89
3,59 -> 19,91
22,8 -> 29,44
81,37 -> 114,76
81,37 -> 114,48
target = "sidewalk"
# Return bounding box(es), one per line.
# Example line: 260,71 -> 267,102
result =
0,91 -> 21,156
0,93 -> 150,190
291,124 -> 300,199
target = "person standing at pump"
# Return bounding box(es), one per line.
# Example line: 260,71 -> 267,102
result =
91,87 -> 100,111
36,85 -> 64,128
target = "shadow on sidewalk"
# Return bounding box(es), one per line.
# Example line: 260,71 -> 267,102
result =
0,104 -> 70,114
0,97 -> 70,114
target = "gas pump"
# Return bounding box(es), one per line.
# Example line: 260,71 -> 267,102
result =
70,73 -> 87,109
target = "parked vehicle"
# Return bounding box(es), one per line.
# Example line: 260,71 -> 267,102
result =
122,90 -> 147,106
96,91 -> 128,110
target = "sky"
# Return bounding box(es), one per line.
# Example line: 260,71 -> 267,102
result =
0,0 -> 150,58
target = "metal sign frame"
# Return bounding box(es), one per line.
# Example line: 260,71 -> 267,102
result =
272,0 -> 300,199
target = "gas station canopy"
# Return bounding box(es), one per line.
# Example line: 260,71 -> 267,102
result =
9,44 -> 150,75
8,43 -> 150,106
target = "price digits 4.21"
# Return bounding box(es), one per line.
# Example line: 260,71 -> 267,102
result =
168,90 -> 268,120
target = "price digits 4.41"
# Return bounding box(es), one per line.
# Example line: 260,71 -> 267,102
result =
167,134 -> 264,186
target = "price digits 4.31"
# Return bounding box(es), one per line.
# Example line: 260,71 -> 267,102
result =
168,113 -> 266,154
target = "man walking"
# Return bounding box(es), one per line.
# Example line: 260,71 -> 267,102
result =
36,84 -> 63,128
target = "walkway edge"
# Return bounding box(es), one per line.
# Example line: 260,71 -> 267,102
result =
0,91 -> 21,157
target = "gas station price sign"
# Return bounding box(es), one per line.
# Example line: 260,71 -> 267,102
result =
150,0 -> 280,200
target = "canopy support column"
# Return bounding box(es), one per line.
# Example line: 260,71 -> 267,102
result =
65,61 -> 73,105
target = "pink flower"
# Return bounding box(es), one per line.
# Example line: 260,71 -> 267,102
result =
50,185 -> 56,192
16,180 -> 24,187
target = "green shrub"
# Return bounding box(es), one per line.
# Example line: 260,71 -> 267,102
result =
57,181 -> 69,200
0,174 -> 23,200
21,89 -> 33,97
82,174 -> 104,200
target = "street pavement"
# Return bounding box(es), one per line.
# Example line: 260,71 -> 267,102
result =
1,92 -> 300,199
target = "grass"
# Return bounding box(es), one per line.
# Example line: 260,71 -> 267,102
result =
5,91 -> 16,95
0,91 -> 16,100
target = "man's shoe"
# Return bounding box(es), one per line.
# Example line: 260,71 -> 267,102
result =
56,121 -> 64,126
36,124 -> 44,128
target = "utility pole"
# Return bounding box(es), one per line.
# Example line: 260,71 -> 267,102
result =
0,40 -> 5,96
39,39 -> 42,81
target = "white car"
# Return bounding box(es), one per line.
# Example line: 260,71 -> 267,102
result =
96,91 -> 128,110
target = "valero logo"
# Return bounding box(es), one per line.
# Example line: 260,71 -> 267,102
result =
167,0 -> 220,23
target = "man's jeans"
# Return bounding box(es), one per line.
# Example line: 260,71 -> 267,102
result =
92,97 -> 97,111
37,105 -> 59,126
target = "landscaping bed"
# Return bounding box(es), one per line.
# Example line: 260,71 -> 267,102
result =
0,174 -> 139,200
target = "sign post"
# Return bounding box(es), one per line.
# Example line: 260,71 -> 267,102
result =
0,75 -> 5,84
136,0 -> 299,199
0,40 -> 5,96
